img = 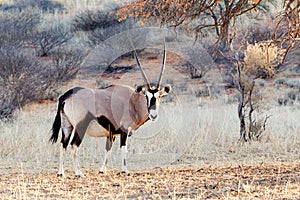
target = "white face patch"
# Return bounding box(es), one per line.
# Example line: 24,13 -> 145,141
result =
149,109 -> 158,120
146,91 -> 153,107
154,92 -> 160,98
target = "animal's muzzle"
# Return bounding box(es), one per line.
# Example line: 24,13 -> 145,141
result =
149,108 -> 158,121
150,114 -> 158,120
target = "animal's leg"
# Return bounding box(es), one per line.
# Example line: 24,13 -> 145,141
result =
120,128 -> 131,175
58,143 -> 65,177
69,118 -> 90,178
58,119 -> 73,177
100,137 -> 115,174
70,143 -> 84,177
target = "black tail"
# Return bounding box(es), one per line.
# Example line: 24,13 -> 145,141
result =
49,87 -> 83,144
49,99 -> 63,144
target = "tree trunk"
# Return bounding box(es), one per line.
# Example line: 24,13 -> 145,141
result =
238,95 -> 246,141
248,80 -> 255,141
236,62 -> 246,142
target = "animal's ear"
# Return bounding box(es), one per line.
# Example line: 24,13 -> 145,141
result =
160,85 -> 172,96
136,85 -> 147,95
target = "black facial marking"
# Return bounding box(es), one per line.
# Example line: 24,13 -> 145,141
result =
149,96 -> 156,110
147,89 -> 159,110
146,96 -> 149,111
149,88 -> 159,93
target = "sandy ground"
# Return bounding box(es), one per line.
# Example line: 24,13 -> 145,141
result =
0,163 -> 300,199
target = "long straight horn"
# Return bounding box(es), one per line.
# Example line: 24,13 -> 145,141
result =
157,42 -> 166,88
134,51 -> 150,88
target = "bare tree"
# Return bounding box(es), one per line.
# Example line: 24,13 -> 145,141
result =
274,0 -> 300,62
118,0 -> 267,52
233,41 -> 282,142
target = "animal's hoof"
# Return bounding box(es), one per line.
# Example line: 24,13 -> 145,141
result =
121,171 -> 130,176
75,174 -> 85,178
57,174 -> 65,178
100,166 -> 107,174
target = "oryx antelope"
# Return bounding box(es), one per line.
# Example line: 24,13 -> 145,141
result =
49,46 -> 171,177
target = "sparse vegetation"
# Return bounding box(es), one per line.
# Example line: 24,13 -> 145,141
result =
31,21 -> 73,57
0,7 -> 41,47
233,41 -> 283,142
0,3 -> 87,118
72,8 -> 134,47
0,45 -> 48,118
0,0 -> 300,199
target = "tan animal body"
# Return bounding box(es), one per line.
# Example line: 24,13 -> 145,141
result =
50,46 -> 171,177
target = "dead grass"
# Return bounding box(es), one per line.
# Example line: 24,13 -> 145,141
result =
1,0 -> 299,198
0,35 -> 299,199
1,51 -> 300,198
0,99 -> 300,199
0,164 -> 299,199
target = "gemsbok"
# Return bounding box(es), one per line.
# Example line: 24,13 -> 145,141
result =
49,46 -> 171,177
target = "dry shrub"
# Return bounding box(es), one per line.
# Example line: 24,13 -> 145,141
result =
0,7 -> 41,47
72,9 -> 120,32
0,46 -> 48,118
0,45 -> 84,119
0,6 -> 86,119
31,22 -> 73,57
47,47 -> 85,88
243,41 -> 284,78
235,41 -> 283,142
72,8 -> 134,47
